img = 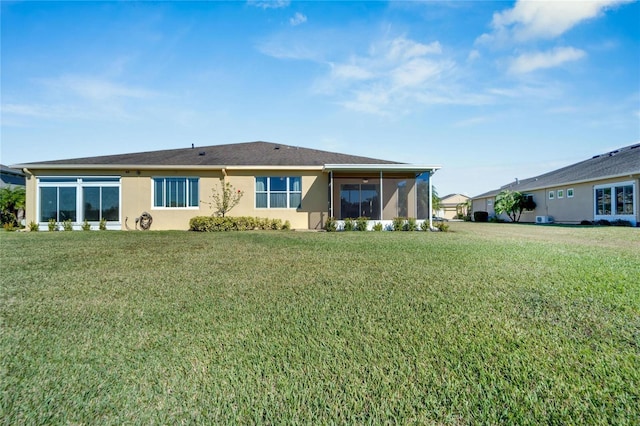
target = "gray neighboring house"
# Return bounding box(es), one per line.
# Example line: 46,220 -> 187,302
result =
1,164 -> 26,189
472,144 -> 640,226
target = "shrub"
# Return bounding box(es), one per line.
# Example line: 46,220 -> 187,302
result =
611,219 -> 632,227
62,219 -> 73,231
3,222 -> 15,231
596,219 -> 611,226
189,216 -> 289,232
372,222 -> 383,232
392,217 -> 405,231
355,217 -> 369,231
81,220 -> 91,231
473,211 -> 489,222
29,221 -> 39,232
580,220 -> 593,226
48,218 -> 58,232
434,221 -> 450,232
420,220 -> 430,231
99,218 -> 107,231
325,217 -> 337,232
343,218 -> 355,231
405,217 -> 417,231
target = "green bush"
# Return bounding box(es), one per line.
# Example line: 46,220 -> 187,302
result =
405,217 -> 417,231
420,220 -> 430,231
3,222 -> 15,231
62,219 -> 73,231
48,218 -> 58,232
355,217 -> 369,231
29,221 -> 39,232
189,216 -> 289,232
99,218 -> 107,231
434,221 -> 450,232
343,218 -> 355,231
325,217 -> 337,232
81,220 -> 91,231
392,217 -> 405,231
372,222 -> 383,231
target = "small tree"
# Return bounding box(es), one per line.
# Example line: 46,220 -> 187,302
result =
204,181 -> 244,217
0,186 -> 26,227
494,190 -> 535,222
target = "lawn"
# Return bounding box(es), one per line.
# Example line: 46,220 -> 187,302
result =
1,223 -> 639,424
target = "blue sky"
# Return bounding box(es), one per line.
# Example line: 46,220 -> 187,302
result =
2,0 -> 638,197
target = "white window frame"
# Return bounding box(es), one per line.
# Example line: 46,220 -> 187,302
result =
255,176 -> 302,209
594,180 -> 636,224
549,191 -> 555,200
152,177 -> 199,209
37,176 -> 121,229
557,189 -> 564,199
567,188 -> 574,198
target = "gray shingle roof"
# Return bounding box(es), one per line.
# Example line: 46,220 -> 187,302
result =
20,141 -> 401,167
473,143 -> 640,198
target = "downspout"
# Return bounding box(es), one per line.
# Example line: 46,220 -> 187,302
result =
379,170 -> 383,221
429,171 -> 435,229
329,171 -> 334,218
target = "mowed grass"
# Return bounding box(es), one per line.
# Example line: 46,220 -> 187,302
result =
1,223 -> 639,424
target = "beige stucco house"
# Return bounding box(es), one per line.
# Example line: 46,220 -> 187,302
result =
436,193 -> 470,220
472,144 -> 640,226
13,141 -> 441,231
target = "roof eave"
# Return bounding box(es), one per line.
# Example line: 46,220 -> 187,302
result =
323,164 -> 441,173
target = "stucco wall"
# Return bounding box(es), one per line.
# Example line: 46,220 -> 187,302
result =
24,168 -> 330,230
473,175 -> 640,225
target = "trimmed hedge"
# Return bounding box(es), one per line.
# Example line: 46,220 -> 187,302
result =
189,216 -> 290,232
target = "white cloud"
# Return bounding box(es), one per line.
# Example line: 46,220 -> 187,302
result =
508,47 -> 586,74
247,0 -> 290,10
478,0 -> 632,44
467,49 -> 481,62
42,75 -> 156,101
318,36 -> 455,113
289,12 -> 307,26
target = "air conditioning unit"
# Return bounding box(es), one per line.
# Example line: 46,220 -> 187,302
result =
536,216 -> 554,224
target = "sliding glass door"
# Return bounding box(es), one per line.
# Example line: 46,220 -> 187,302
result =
340,184 -> 380,219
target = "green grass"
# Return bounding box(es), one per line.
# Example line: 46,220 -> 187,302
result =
1,223 -> 639,424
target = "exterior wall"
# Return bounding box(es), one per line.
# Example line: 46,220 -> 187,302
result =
473,174 -> 640,225
438,194 -> 470,220
24,168 -> 330,231
222,170 -> 329,230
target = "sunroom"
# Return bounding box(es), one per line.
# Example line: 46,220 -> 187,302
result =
324,164 -> 441,230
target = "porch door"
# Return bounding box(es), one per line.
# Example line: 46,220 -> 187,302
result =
340,184 -> 380,219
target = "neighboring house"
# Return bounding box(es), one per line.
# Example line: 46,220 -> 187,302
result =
436,193 -> 470,220
472,143 -> 640,226
12,141 -> 441,230
0,164 -> 26,188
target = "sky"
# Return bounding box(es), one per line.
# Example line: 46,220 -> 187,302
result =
1,0 -> 639,197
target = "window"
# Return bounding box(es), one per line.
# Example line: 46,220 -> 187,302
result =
153,177 -> 199,208
595,182 -> 635,218
340,183 -> 380,219
549,191 -> 555,200
567,188 -> 574,198
38,177 -> 120,223
256,177 -> 301,209
557,189 -> 564,199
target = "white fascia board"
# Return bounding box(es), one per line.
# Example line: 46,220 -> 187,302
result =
323,164 -> 441,173
13,164 -> 227,171
225,165 -> 324,171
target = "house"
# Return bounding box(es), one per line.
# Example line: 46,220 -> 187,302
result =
472,143 -> 640,226
12,141 -> 441,230
436,193 -> 470,220
0,164 -> 26,189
